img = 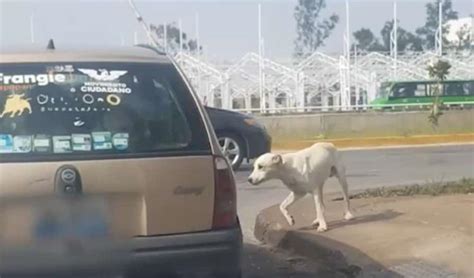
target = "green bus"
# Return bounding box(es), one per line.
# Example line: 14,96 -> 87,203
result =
371,80 -> 474,108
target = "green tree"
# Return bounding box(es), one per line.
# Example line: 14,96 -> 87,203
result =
380,21 -> 423,52
353,22 -> 423,52
352,28 -> 385,52
427,59 -> 451,126
415,0 -> 458,50
150,23 -> 202,54
294,0 -> 339,58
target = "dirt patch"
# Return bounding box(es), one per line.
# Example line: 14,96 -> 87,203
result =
272,133 -> 474,150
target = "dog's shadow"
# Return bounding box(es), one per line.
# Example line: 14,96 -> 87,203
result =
298,209 -> 403,231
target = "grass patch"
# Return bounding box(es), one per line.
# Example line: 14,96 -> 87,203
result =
349,178 -> 474,199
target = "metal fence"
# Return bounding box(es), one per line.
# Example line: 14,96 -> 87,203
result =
175,50 -> 474,114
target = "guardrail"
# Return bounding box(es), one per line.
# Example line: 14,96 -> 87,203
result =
234,101 -> 474,114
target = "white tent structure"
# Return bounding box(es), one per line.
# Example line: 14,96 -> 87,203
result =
128,0 -> 474,113
445,17 -> 473,47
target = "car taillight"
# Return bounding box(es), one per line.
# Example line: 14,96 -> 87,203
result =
212,156 -> 237,229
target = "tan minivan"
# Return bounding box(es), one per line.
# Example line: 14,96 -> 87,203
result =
0,46 -> 242,277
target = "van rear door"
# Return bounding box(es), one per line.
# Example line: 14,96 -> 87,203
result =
0,61 -> 216,240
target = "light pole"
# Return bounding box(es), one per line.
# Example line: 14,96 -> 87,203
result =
390,0 -> 398,79
163,22 -> 167,53
195,13 -> 200,56
179,18 -> 183,53
435,0 -> 443,56
258,3 -> 266,113
343,0 -> 351,110
30,14 -> 35,44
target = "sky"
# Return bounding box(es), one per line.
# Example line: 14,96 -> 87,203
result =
0,0 -> 472,61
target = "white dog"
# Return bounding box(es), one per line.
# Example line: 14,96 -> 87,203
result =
248,142 -> 354,232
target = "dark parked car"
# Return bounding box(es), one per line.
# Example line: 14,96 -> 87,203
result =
205,107 -> 271,170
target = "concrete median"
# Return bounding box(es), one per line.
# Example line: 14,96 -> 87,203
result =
257,110 -> 474,149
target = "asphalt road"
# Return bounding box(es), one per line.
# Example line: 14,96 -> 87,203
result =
237,144 -> 474,244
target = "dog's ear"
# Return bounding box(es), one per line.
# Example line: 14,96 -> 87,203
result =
272,154 -> 282,165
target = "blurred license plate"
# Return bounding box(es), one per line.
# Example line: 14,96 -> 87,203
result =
34,197 -> 109,240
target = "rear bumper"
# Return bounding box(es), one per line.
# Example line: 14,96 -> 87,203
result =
0,226 -> 242,277
129,226 -> 243,275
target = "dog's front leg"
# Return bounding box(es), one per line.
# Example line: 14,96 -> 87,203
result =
279,192 -> 303,226
311,189 -> 328,232
279,192 -> 295,225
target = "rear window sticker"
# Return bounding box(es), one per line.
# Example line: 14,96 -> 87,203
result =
92,132 -> 112,150
33,135 -> 51,153
13,135 -> 32,153
0,94 -> 32,118
46,65 -> 74,73
106,94 -> 121,106
80,82 -> 132,94
36,94 -> 49,105
82,94 -> 95,105
53,136 -> 72,153
0,84 -> 34,92
0,73 -> 66,86
112,133 -> 129,151
73,117 -> 85,127
78,69 -> 127,82
78,69 -> 132,95
72,134 -> 92,152
64,65 -> 74,72
0,134 -> 14,153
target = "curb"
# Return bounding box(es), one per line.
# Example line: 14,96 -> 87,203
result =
254,207 -> 364,278
271,134 -> 474,151
273,141 -> 474,153
254,206 -> 402,278
338,141 -> 474,151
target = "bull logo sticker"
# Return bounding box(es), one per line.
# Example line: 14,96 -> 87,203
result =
78,69 -> 127,82
0,94 -> 32,118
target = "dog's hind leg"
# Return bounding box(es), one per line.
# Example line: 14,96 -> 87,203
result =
311,184 -> 327,231
334,165 -> 354,221
279,192 -> 304,226
311,185 -> 328,232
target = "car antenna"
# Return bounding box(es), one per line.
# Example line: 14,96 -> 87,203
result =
127,0 -> 166,54
46,39 -> 55,50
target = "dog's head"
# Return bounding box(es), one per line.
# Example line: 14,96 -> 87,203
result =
248,153 -> 283,185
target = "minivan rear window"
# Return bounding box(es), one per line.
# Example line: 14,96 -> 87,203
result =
0,62 -> 210,162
